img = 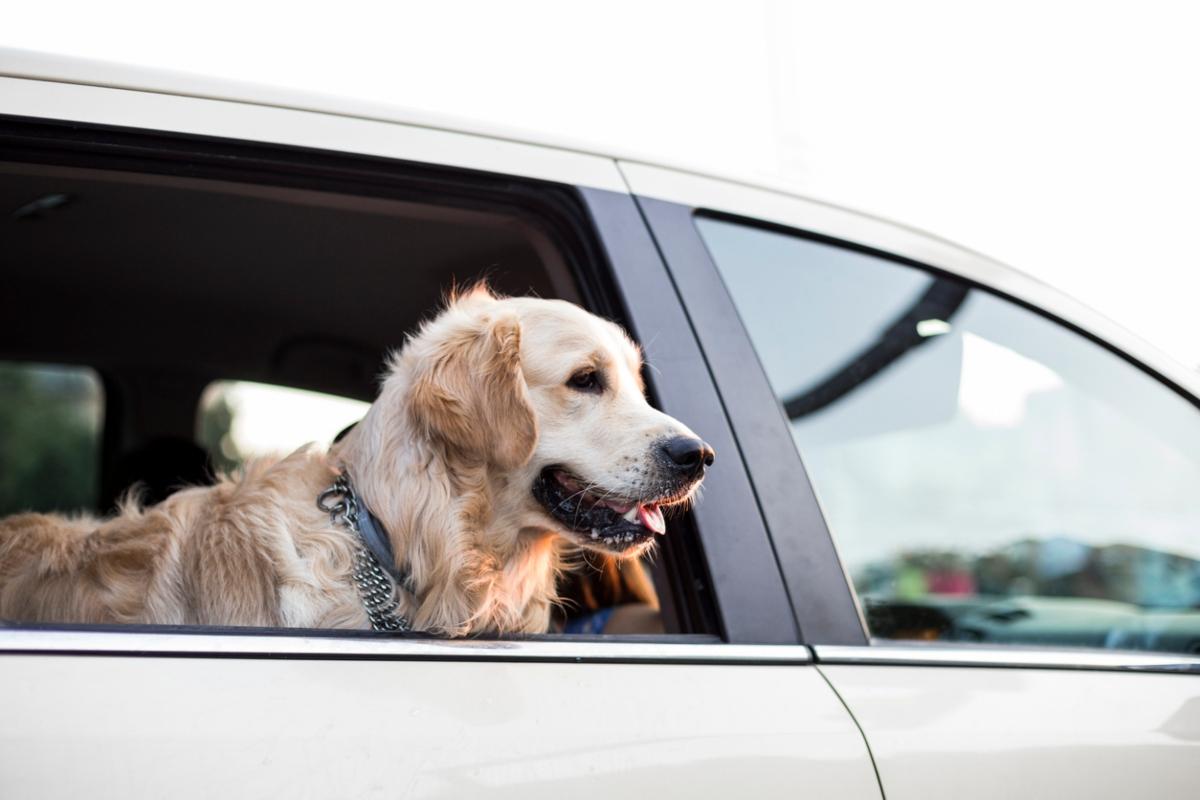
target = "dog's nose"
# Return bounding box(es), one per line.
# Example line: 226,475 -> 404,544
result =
660,436 -> 715,478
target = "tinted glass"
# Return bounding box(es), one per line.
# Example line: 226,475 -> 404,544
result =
0,361 -> 103,516
699,216 -> 1200,655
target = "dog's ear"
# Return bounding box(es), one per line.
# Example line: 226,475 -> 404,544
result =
409,309 -> 538,469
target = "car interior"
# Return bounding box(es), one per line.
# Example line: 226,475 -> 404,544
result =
0,153 -> 709,638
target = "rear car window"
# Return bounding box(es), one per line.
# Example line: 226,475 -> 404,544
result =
0,361 -> 102,516
698,215 -> 1200,655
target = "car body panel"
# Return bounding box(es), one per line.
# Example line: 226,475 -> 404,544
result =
0,632 -> 881,800
820,663 -> 1200,800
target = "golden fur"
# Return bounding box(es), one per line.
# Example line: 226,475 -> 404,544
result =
0,288 -> 708,635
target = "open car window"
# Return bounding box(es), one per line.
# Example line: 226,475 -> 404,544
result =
698,215 -> 1200,656
0,150 -> 711,639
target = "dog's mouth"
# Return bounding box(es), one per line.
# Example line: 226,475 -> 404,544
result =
532,467 -> 682,553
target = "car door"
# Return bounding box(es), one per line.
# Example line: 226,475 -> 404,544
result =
624,161 -> 1200,799
0,67 -> 883,800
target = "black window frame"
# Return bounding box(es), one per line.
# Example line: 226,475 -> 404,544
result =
633,197 -> 871,646
578,189 -> 800,644
0,115 -> 800,645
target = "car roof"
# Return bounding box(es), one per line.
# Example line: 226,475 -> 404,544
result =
0,46 -> 748,189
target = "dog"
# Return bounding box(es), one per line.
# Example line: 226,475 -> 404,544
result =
0,287 -> 713,636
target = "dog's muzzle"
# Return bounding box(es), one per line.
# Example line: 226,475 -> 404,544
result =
532,466 -> 699,554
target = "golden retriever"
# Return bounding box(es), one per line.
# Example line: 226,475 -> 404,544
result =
0,287 -> 713,635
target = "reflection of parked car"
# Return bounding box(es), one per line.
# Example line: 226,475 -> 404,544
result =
858,537 -> 1200,650
1,49 -> 1198,799
868,595 -> 1200,652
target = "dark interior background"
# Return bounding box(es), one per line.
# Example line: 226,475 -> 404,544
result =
0,160 -> 576,509
1,161 -> 574,400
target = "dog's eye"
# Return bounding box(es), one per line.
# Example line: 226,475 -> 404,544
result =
567,369 -> 602,393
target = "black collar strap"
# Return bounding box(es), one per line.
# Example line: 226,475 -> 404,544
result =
317,473 -> 417,603
350,490 -> 418,599
320,471 -> 415,633
352,493 -> 400,581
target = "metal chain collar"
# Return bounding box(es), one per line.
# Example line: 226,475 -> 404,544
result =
317,474 -> 412,633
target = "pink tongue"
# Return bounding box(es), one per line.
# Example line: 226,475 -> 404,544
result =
638,504 -> 666,535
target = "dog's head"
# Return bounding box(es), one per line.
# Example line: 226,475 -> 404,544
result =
394,286 -> 713,557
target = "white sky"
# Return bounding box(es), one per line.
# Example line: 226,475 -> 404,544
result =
5,0 -> 1199,369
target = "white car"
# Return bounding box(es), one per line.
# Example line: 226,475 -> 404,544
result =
1,48 -> 1198,799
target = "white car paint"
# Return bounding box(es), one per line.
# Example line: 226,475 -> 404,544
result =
820,663 -> 1200,800
0,632 -> 881,800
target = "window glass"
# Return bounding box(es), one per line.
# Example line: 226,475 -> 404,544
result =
0,362 -> 103,516
698,216 -> 1200,655
197,381 -> 370,472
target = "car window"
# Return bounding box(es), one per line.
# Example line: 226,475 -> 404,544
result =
0,153 -> 708,639
697,215 -> 1200,655
0,361 -> 103,516
197,380 -> 370,472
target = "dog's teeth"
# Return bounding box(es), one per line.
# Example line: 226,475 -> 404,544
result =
622,507 -> 639,522
590,529 -> 599,540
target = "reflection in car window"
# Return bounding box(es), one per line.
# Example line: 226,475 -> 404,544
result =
698,216 -> 1200,655
0,361 -> 103,516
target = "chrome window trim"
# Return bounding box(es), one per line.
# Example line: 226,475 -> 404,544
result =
0,629 -> 813,664
815,643 -> 1200,673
